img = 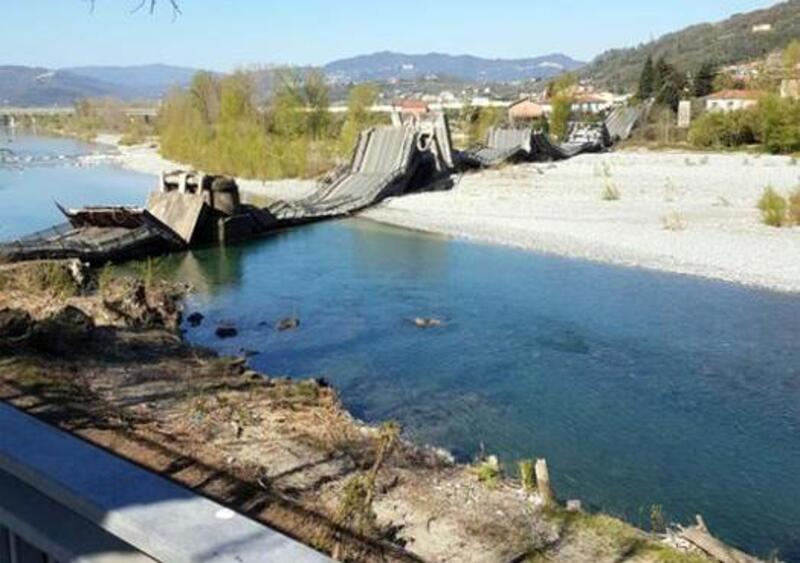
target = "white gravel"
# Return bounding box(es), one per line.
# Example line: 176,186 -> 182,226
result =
362,151 -> 800,293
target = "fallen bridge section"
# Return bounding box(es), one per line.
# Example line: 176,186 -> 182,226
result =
461,102 -> 648,168
268,114 -> 454,223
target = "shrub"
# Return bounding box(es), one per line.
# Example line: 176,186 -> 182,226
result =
758,186 -> 788,227
602,181 -> 621,201
518,459 -> 536,492
475,456 -> 502,488
789,188 -> 800,225
688,109 -> 758,149
662,212 -> 686,231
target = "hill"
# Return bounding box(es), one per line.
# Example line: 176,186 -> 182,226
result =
0,64 -> 199,106
65,64 -> 199,99
585,0 -> 800,91
323,51 -> 585,83
0,66 -> 114,106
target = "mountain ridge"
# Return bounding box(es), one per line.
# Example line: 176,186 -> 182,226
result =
323,51 -> 585,83
584,0 -> 800,90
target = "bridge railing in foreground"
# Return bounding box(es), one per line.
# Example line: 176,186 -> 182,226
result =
0,403 -> 332,563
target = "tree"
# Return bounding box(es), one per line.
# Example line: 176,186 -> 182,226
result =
550,95 -> 572,141
189,71 -> 221,126
784,40 -> 800,72
638,56 -> 655,99
87,0 -> 181,16
694,61 -> 717,97
339,84 -> 379,154
653,58 -> 685,111
303,70 -> 331,140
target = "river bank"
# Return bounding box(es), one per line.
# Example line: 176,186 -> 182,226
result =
0,260 -> 718,562
95,135 -> 800,294
363,151 -> 800,293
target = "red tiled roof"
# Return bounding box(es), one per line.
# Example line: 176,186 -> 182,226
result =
394,99 -> 429,110
574,95 -> 608,104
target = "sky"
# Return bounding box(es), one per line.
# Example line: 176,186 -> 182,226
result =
0,0 -> 784,70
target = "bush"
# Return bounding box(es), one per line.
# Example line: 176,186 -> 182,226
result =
518,459 -> 536,492
688,109 -> 758,148
789,188 -> 800,225
602,181 -> 621,201
758,186 -> 788,227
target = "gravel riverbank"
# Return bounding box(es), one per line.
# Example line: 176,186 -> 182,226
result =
363,151 -> 800,293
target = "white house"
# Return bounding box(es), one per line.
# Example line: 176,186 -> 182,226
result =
705,90 -> 763,112
571,94 -> 613,114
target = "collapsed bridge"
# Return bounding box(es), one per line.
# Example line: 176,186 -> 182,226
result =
0,102 -> 648,264
0,114 -> 455,264
461,103 -> 647,168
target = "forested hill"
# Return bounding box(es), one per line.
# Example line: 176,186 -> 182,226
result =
584,0 -> 800,91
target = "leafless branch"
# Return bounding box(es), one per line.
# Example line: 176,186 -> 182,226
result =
86,0 -> 181,17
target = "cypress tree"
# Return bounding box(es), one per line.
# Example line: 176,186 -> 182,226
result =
694,61 -> 717,98
638,56 -> 655,99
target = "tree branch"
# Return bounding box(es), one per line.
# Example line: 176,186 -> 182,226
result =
87,0 -> 181,17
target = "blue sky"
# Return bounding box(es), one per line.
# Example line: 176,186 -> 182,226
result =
0,0 -> 782,70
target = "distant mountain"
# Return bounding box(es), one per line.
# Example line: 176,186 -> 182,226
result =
0,66 -> 114,106
0,64 -> 200,106
584,0 -> 800,91
323,51 -> 585,83
65,64 -> 199,99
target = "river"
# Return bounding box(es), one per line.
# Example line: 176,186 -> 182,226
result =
2,131 -> 800,560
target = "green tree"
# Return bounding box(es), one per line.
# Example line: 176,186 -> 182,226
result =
784,39 -> 800,72
339,83 -> 379,154
653,58 -> 685,111
189,71 -> 221,126
694,61 -> 717,97
303,70 -> 331,140
638,56 -> 655,99
550,95 -> 572,141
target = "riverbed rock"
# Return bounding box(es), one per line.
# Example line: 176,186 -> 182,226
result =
103,278 -> 182,330
187,312 -> 205,327
276,317 -> 300,332
412,317 -> 444,329
216,324 -> 238,339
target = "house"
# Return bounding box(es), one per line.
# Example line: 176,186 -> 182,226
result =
508,98 -> 546,122
571,94 -> 612,114
393,99 -> 430,117
705,90 -> 763,112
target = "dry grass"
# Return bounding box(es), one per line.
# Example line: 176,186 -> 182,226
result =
662,212 -> 687,231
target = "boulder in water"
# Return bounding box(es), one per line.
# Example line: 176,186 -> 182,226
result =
412,317 -> 444,329
187,312 -> 205,327
276,317 -> 300,332
215,324 -> 238,339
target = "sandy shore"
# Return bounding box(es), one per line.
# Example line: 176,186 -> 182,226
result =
96,136 -> 800,293
364,151 -> 800,293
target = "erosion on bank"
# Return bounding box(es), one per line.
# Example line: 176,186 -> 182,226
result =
0,260 -> 735,562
